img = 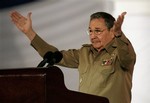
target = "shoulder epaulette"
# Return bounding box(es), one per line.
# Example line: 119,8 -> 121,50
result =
82,44 -> 91,47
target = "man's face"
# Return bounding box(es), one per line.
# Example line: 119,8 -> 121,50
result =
88,18 -> 114,51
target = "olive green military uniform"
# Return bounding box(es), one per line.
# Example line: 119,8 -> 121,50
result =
31,33 -> 136,103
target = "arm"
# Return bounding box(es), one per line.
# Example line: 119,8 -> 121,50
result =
10,11 -> 58,57
10,11 -> 80,67
115,33 -> 136,71
111,12 -> 136,70
58,49 -> 80,68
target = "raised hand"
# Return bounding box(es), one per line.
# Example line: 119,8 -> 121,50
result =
113,12 -> 127,36
10,11 -> 36,41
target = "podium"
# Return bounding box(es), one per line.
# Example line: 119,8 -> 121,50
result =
0,66 -> 109,103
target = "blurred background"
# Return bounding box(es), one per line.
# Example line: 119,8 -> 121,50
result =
0,0 -> 150,103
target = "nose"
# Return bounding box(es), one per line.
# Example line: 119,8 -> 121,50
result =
90,33 -> 97,39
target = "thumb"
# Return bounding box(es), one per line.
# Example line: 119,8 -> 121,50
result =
27,12 -> 32,21
122,12 -> 127,16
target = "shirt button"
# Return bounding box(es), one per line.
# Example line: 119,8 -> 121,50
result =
112,53 -> 115,56
80,78 -> 82,83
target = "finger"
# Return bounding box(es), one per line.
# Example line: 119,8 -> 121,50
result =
121,12 -> 127,16
11,16 -> 25,27
115,15 -> 122,27
11,11 -> 21,20
11,11 -> 27,24
11,11 -> 27,23
10,13 -> 21,25
10,14 -> 18,24
117,12 -> 126,26
27,12 -> 32,18
15,11 -> 27,20
120,12 -> 127,22
27,12 -> 32,22
114,21 -> 120,30
119,15 -> 123,25
13,11 -> 23,19
10,11 -> 17,21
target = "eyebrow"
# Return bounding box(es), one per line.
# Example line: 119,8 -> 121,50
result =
88,27 -> 102,30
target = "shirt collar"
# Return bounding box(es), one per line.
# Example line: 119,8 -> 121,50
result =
104,39 -> 117,55
90,39 -> 117,55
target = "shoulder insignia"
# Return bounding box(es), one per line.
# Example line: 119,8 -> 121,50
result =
82,44 -> 91,47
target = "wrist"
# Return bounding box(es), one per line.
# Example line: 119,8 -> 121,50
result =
25,29 -> 36,41
115,31 -> 122,37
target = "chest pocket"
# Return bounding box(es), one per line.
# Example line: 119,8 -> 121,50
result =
101,55 -> 116,74
95,53 -> 117,88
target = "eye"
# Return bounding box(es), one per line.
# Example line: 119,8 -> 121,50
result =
94,29 -> 101,33
89,29 -> 92,33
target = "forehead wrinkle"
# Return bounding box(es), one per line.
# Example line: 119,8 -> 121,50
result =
89,19 -> 106,30
89,27 -> 102,30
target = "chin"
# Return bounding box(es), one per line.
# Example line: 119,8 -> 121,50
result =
93,45 -> 100,49
92,44 -> 103,50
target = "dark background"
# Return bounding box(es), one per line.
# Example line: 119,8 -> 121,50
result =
0,0 -> 38,9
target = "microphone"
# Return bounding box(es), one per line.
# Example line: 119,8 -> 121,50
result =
37,51 -> 63,67
47,51 -> 63,67
37,51 -> 53,67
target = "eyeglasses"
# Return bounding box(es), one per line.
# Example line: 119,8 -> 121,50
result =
87,29 -> 107,36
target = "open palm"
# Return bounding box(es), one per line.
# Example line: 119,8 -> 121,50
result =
112,12 -> 126,36
10,11 -> 32,34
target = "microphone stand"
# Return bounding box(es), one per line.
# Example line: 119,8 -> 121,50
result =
46,58 -> 56,68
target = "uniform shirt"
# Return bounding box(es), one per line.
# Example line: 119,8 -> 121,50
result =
31,33 -> 136,103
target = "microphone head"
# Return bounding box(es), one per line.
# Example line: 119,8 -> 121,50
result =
44,51 -> 63,65
43,51 -> 53,60
37,51 -> 53,67
54,51 -> 63,63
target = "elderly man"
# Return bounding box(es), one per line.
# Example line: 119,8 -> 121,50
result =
10,11 -> 136,103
